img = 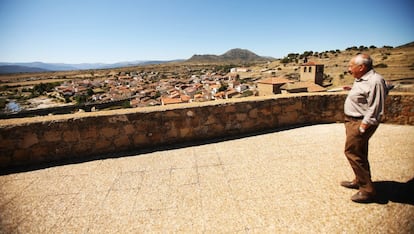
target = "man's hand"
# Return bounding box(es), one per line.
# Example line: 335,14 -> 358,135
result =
359,123 -> 369,134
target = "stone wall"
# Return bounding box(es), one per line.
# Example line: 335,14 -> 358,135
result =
1,92 -> 413,169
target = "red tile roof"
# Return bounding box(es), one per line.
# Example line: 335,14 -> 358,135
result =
297,81 -> 327,92
161,97 -> 184,105
161,95 -> 191,105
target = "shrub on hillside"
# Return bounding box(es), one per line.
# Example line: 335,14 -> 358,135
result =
374,63 -> 388,68
0,98 -> 6,109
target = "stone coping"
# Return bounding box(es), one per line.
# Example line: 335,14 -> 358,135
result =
0,92 -> 346,126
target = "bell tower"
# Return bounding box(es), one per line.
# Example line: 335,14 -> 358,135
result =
300,62 -> 324,86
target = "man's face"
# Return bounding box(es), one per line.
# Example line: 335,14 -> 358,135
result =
348,58 -> 365,79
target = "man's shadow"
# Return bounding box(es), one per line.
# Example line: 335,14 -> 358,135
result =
373,177 -> 414,205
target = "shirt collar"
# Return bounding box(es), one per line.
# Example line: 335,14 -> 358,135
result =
356,69 -> 374,82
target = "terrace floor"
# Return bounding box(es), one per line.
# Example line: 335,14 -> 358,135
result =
1,123 -> 413,233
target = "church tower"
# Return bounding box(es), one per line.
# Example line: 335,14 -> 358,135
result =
300,62 -> 324,86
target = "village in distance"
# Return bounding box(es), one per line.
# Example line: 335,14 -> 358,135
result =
1,43 -> 413,118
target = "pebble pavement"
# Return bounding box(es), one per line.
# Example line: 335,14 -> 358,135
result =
1,123 -> 413,233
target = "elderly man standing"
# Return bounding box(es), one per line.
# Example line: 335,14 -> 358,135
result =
341,53 -> 388,203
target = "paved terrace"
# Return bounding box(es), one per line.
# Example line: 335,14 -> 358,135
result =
1,123 -> 413,233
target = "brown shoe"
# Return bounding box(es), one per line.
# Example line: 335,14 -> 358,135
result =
351,191 -> 375,203
340,181 -> 359,189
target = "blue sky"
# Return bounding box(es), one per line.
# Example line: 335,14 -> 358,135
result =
0,0 -> 413,63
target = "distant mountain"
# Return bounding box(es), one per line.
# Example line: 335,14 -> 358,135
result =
0,48 -> 270,74
0,62 -> 79,73
0,65 -> 49,74
97,60 -> 185,69
0,60 -> 181,74
187,48 -> 269,63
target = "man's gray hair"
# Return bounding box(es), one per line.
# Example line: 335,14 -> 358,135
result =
354,54 -> 373,69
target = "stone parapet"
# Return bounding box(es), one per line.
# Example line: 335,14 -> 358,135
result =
1,93 -> 413,169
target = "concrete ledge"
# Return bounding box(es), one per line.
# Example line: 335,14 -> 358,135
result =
1,92 -> 413,169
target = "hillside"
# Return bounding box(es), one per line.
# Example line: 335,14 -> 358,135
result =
247,43 -> 414,87
187,48 -> 268,63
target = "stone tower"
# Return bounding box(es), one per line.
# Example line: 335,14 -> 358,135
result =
300,62 -> 324,86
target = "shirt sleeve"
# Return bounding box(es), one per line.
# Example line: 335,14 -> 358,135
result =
362,79 -> 386,125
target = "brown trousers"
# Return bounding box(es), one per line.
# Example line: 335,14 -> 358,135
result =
344,118 -> 378,195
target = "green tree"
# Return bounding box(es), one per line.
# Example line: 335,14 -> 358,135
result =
153,91 -> 161,99
358,45 -> 368,51
346,46 -> 358,51
122,101 -> 132,108
87,88 -> 93,96
32,82 -> 61,96
240,90 -> 253,97
75,95 -> 88,105
0,85 -> 10,91
0,98 -> 6,109
218,83 -> 228,92
280,57 -> 290,64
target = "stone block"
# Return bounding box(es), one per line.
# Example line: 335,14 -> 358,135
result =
21,132 -> 39,148
95,139 -> 112,150
284,101 -> 302,112
225,105 -> 237,113
123,124 -> 135,135
81,126 -> 98,139
209,123 -> 225,134
205,115 -> 218,125
236,113 -> 247,122
278,111 -> 298,126
0,155 -> 11,167
259,106 -> 272,116
63,130 -> 80,142
101,127 -> 119,139
31,145 -> 51,158
248,108 -> 258,118
0,138 -> 15,150
133,134 -> 149,146
13,149 -> 30,163
108,115 -> 128,123
114,135 -> 131,148
165,124 -> 179,138
72,142 -> 92,155
44,131 -> 62,142
165,111 -> 181,118
409,116 -> 414,125
272,105 -> 282,113
180,127 -> 192,137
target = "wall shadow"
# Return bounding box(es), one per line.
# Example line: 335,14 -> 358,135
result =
0,123 -> 317,175
373,178 -> 414,205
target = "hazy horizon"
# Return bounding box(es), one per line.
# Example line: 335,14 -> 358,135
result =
1,0 -> 413,64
